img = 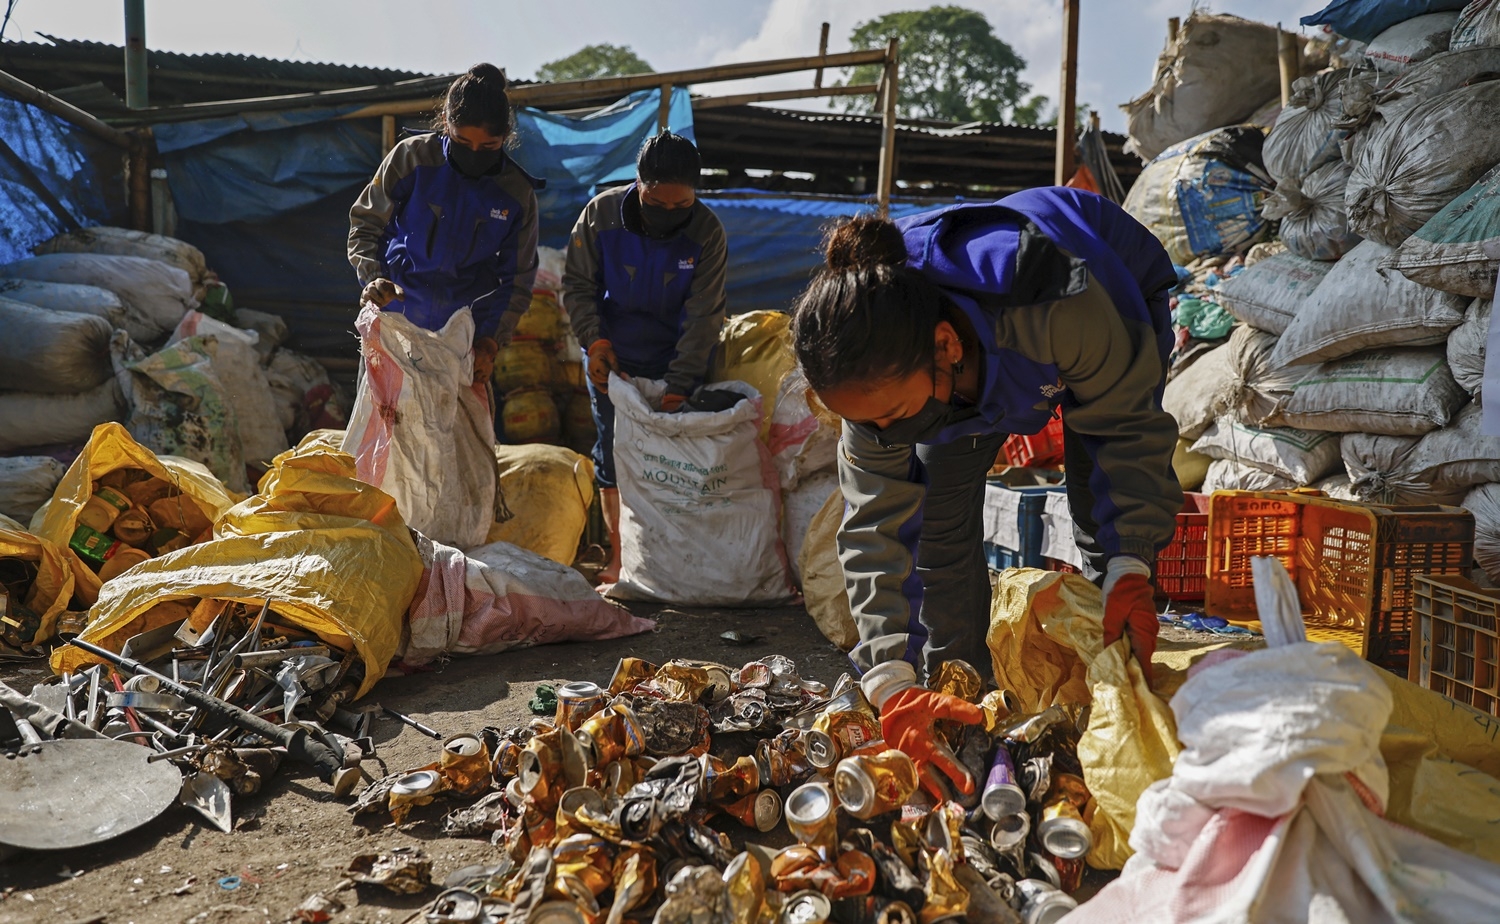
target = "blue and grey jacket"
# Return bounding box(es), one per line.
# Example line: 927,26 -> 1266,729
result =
348,133 -> 541,342
839,187 -> 1183,670
562,183 -> 728,394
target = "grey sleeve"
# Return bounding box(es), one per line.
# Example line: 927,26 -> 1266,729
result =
563,203 -> 604,348
836,420 -> 926,672
348,143 -> 413,285
997,276 -> 1182,562
665,222 -> 729,395
491,184 -> 540,346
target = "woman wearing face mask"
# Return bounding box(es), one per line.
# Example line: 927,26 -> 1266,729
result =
348,63 -> 541,388
563,132 -> 728,584
790,187 -> 1182,797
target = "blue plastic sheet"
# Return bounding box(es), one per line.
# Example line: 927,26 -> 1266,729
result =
0,94 -> 123,266
1301,0 -> 1469,43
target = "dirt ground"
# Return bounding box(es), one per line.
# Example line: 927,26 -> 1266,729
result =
0,602 -> 854,924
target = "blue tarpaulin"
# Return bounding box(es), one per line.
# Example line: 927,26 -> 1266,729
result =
0,94 -> 124,265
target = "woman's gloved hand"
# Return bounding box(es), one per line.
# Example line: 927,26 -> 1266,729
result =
1102,556 -> 1159,688
860,661 -> 984,800
361,278 -> 405,308
472,336 -> 499,385
660,391 -> 686,413
587,339 -> 619,393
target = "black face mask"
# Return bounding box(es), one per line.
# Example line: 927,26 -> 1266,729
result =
639,201 -> 694,238
449,142 -> 503,177
867,397 -> 958,448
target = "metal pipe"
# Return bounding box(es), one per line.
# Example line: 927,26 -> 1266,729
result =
123,0 -> 148,110
693,83 -> 878,111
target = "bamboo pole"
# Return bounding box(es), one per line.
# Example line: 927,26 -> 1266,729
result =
1055,0 -> 1080,186
814,22 -> 831,88
0,68 -> 131,147
876,38 -> 900,218
693,83 -> 878,110
658,83 -> 672,132
1278,27 -> 1301,106
380,115 -> 396,156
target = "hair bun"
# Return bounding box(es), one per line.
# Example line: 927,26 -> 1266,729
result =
825,216 -> 907,271
467,62 -> 507,89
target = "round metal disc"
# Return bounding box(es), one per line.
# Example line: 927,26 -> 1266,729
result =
0,738 -> 183,850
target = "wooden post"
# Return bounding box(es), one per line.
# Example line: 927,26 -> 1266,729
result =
128,130 -> 151,232
1167,16 -> 1180,44
1055,0 -> 1080,187
658,83 -> 672,132
876,38 -> 900,218
381,115 -> 396,157
1278,27 -> 1301,106
814,22 -> 830,88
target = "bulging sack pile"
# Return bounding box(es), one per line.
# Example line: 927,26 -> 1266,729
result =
1123,126 -> 1270,266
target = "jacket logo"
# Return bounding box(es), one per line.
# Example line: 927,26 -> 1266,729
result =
677,257 -> 695,270
490,208 -> 510,221
1039,382 -> 1064,398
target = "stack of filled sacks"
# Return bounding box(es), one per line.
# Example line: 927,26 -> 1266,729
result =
1157,18 -> 1500,585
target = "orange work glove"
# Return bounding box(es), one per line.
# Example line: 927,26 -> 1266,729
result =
586,339 -> 619,393
472,336 -> 499,384
1102,558 -> 1160,688
360,277 -> 404,308
860,661 -> 984,800
660,391 -> 686,413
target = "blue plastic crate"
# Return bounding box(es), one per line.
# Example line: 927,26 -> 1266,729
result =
983,485 -> 1064,572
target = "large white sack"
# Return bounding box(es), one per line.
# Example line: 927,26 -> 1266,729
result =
0,279 -> 126,330
1384,163 -> 1500,298
1346,80 -> 1500,246
1341,430 -> 1468,503
1190,417 -> 1343,484
0,253 -> 194,341
770,366 -> 837,491
1269,240 -> 1466,366
1122,126 -> 1268,265
264,347 -> 337,436
1263,68 -> 1355,184
1448,296 -> 1489,395
1261,160 -> 1363,262
1225,324 -> 1309,425
1463,482 -> 1500,583
1201,457 -> 1299,493
342,305 -> 496,549
1311,471 -> 1362,500
1163,342 -> 1238,440
1452,0 -> 1500,50
398,534 -> 654,668
0,457 -> 66,522
1399,400 -> 1500,489
170,311 -> 288,467
1339,46 -> 1500,162
0,379 -> 124,452
607,375 -> 793,606
1215,251 -> 1332,335
233,308 -> 288,364
783,470 -> 839,587
34,227 -> 207,289
1278,348 -> 1468,434
0,296 -> 112,394
1365,11 -> 1459,73
1120,12 -> 1284,163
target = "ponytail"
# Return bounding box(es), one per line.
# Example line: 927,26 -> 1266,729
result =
791,216 -> 953,392
439,63 -> 513,138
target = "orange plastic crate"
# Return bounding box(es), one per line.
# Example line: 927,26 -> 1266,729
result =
1412,575 -> 1500,717
1002,414 -> 1065,468
1205,491 -> 1474,673
1157,493 -> 1210,602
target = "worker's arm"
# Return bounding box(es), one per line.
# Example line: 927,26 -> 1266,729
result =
664,215 -> 729,395
997,275 -> 1182,563
563,199 -> 607,348
348,139 -> 421,286
470,178 -> 540,345
836,419 -> 928,673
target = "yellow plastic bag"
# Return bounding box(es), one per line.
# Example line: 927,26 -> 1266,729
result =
709,310 -> 794,440
987,569 -> 1181,870
799,489 -> 859,650
0,525 -> 74,645
487,444 -> 595,566
52,442 -> 422,697
36,422 -> 239,606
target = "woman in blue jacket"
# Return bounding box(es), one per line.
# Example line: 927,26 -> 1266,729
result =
791,188 -> 1183,794
348,63 -> 541,387
563,133 -> 729,583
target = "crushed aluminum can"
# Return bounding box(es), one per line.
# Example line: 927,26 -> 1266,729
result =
425,888 -> 482,923
876,901 -> 918,924
783,782 -> 838,859
1037,788 -> 1092,861
833,749 -> 918,821
608,657 -> 658,696
347,846 -> 434,894
982,741 -> 1027,821
655,865 -> 730,924
723,850 -> 767,924
843,829 -> 926,910
989,811 -> 1031,853
554,681 -> 606,732
605,848 -> 656,922
517,730 -> 564,802
526,900 -> 589,924
1013,878 -> 1078,924
723,788 -> 782,833
635,698 -> 711,757
928,659 -> 984,703
440,733 -> 492,796
921,848 -> 968,923
650,660 -> 713,703
704,754 -> 763,803
980,688 -> 1022,731
780,889 -> 832,924
442,791 -> 514,837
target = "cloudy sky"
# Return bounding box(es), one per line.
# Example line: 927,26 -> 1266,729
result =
3,0 -> 1321,132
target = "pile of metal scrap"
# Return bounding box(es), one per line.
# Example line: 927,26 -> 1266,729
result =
352,656 -> 1097,924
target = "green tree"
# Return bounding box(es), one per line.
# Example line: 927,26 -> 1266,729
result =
836,6 -> 1028,123
1009,94 -> 1092,131
536,44 -> 654,83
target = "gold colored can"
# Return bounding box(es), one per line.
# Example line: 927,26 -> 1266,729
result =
1038,793 -> 1092,860
806,710 -> 882,769
929,659 -> 984,703
783,782 -> 838,859
980,688 -> 1023,732
706,754 -> 763,803
552,832 -> 614,897
608,657 -> 657,695
574,700 -> 648,769
723,850 -> 766,924
723,788 -> 783,833
605,848 -> 656,923
493,739 -> 523,780
518,729 -> 563,805
554,681 -> 607,732
651,660 -> 712,703
440,733 -> 492,796
919,849 -> 967,924
832,749 -> 918,820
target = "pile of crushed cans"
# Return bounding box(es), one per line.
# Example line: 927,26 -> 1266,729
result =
356,655 -> 1098,924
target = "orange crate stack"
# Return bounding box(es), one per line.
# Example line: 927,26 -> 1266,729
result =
1412,575 -> 1500,716
1002,414 -> 1065,468
1204,491 -> 1474,674
1157,493 -> 1211,602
